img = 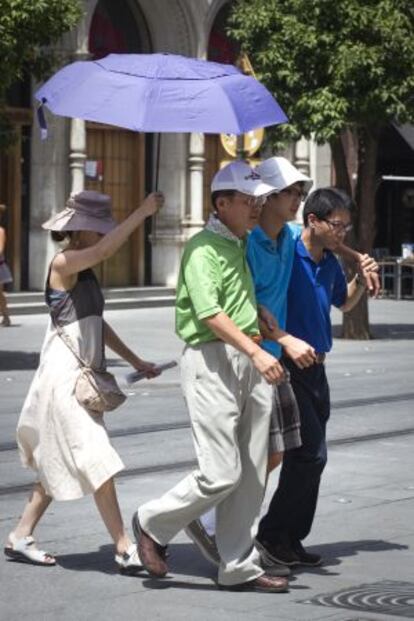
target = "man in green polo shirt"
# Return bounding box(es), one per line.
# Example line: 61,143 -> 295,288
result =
133,161 -> 288,593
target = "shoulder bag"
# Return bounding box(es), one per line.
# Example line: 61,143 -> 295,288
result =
53,320 -> 126,413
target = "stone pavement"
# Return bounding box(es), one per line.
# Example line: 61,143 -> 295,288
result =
0,300 -> 413,620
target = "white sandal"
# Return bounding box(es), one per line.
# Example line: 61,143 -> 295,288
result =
4,534 -> 56,566
115,544 -> 143,575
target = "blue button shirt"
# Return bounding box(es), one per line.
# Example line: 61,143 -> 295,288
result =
286,238 -> 347,353
247,224 -> 299,358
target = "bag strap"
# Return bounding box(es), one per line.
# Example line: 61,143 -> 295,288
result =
52,314 -> 89,369
47,258 -> 104,372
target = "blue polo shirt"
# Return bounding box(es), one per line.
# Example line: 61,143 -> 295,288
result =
286,238 -> 347,353
247,224 -> 299,357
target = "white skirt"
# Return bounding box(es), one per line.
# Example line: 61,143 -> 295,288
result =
17,325 -> 124,501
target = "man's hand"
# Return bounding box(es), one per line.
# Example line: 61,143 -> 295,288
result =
258,305 -> 277,333
250,348 -> 285,384
257,304 -> 285,341
357,253 -> 380,297
278,334 -> 316,369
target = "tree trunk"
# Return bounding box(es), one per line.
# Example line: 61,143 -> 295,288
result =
341,127 -> 380,339
330,133 -> 353,195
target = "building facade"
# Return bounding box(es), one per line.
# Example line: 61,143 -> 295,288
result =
2,0 -> 333,291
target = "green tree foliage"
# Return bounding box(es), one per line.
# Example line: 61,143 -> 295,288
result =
230,0 -> 414,144
230,0 -> 414,337
0,0 -> 82,147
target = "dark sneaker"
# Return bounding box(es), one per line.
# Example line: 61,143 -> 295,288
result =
255,538 -> 300,567
185,519 -> 220,566
291,540 -> 322,567
260,553 -> 292,577
220,573 -> 289,593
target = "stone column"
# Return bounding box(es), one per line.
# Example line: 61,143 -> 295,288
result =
150,134 -> 188,286
69,117 -> 86,194
28,16 -> 89,289
68,43 -> 90,194
294,137 -> 311,176
294,137 -> 311,225
150,132 -> 207,286
28,113 -> 70,289
184,132 -> 206,232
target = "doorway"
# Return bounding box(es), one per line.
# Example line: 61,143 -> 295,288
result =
85,122 -> 145,286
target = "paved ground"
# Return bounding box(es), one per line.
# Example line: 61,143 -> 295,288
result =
0,299 -> 413,620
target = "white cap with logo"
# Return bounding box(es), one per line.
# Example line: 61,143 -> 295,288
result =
211,161 -> 276,197
256,156 -> 313,195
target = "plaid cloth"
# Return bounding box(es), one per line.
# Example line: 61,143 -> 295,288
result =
268,367 -> 301,454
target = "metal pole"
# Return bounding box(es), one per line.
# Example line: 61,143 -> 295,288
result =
236,134 -> 246,160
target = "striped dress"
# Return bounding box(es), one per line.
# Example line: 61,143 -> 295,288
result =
16,267 -> 124,501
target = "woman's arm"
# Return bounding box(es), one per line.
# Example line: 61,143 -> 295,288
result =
103,321 -> 159,378
52,192 -> 164,278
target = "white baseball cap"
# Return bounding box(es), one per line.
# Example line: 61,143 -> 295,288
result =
211,161 -> 276,197
256,157 -> 313,195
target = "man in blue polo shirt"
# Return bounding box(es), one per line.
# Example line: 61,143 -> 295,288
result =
247,157 -> 317,462
256,187 -> 378,568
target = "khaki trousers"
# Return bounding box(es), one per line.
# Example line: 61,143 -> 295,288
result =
139,341 -> 272,586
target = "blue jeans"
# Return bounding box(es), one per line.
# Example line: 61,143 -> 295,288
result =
258,357 -> 330,544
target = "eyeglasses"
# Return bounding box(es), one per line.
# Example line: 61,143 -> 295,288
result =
234,194 -> 266,208
280,187 -> 308,201
321,219 -> 353,233
249,196 -> 267,208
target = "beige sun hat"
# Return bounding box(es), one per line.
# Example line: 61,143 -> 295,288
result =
42,191 -> 117,235
256,157 -> 313,195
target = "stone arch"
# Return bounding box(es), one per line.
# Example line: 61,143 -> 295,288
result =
136,0 -> 195,56
205,0 -> 232,53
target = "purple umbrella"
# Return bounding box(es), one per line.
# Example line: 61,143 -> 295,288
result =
36,53 -> 287,135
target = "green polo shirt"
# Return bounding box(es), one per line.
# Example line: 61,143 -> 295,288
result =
175,229 -> 259,345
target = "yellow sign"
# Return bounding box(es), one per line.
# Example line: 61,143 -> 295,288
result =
219,158 -> 262,169
220,53 -> 264,158
220,128 -> 264,158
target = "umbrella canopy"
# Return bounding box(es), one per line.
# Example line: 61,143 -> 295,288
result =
35,53 -> 287,135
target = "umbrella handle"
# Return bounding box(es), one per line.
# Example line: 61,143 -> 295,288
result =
154,133 -> 161,191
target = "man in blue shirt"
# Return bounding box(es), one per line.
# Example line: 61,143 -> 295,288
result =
247,158 -> 317,464
256,187 -> 378,568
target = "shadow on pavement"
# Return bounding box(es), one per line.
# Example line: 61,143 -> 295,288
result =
57,545 -> 117,574
53,539 -> 408,592
57,542 -> 216,579
333,323 -> 414,340
294,538 -> 408,576
140,578 -> 218,591
0,351 -> 40,371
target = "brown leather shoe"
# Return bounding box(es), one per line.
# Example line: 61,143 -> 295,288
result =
221,573 -> 289,593
131,511 -> 168,578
